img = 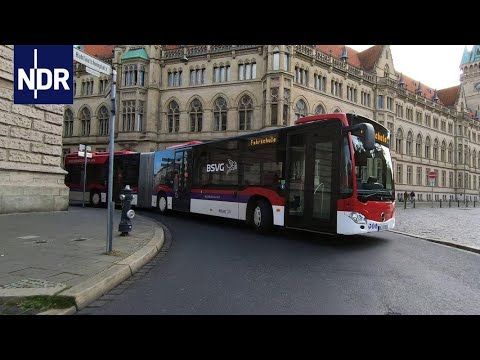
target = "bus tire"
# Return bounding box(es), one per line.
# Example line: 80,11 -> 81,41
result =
90,191 -> 101,207
157,192 -> 169,215
252,199 -> 273,234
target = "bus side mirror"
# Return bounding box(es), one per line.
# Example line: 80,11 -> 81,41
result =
343,122 -> 375,151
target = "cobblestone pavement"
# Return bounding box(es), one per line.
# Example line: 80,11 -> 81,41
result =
394,206 -> 480,249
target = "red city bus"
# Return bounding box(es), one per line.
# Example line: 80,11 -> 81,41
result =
64,113 -> 395,235
151,113 -> 395,235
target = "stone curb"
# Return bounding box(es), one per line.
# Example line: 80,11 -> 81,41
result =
390,230 -> 480,255
36,218 -> 165,315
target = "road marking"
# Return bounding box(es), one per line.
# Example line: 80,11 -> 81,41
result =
17,235 -> 40,240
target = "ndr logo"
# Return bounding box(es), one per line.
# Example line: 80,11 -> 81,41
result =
14,45 -> 73,105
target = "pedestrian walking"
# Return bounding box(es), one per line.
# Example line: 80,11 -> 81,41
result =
410,191 -> 415,203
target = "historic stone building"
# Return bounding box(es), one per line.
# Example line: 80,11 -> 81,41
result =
0,45 -> 69,214
63,45 -> 480,203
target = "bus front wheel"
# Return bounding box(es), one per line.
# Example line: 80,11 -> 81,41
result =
157,193 -> 169,215
252,199 -> 273,234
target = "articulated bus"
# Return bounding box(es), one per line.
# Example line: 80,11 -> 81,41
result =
65,113 -> 395,235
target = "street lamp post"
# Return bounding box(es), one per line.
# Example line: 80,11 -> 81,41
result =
464,160 -> 466,204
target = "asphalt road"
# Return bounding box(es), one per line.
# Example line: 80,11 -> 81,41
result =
79,211 -> 480,315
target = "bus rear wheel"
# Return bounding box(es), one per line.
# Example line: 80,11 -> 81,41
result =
90,191 -> 101,207
157,192 -> 169,215
252,199 -> 273,234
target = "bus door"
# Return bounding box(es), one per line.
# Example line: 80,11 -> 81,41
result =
285,123 -> 339,232
172,149 -> 192,212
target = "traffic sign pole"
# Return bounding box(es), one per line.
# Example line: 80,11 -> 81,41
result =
79,144 -> 91,207
106,68 -> 117,254
83,147 -> 87,207
73,46 -> 114,253
428,171 -> 436,208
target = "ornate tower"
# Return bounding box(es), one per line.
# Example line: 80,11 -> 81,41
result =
460,45 -> 480,116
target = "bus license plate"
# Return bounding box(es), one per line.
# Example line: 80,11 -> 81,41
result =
378,223 -> 388,231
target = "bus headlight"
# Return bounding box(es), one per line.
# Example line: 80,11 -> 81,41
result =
347,212 -> 367,224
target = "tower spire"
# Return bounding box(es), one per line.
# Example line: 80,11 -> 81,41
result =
341,46 -> 348,62
398,73 -> 405,89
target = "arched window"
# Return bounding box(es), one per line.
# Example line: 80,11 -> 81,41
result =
168,101 -> 180,133
122,100 -> 135,132
139,65 -> 145,86
64,109 -> 74,137
315,104 -> 325,114
239,95 -> 253,130
395,128 -> 403,154
283,89 -> 290,126
416,134 -> 422,157
273,47 -> 280,70
406,131 -> 413,155
441,140 -> 446,162
294,100 -> 307,120
448,143 -> 453,163
433,138 -> 439,160
80,107 -> 91,136
98,106 -> 109,136
425,136 -> 431,159
190,99 -> 203,132
284,47 -> 290,70
213,97 -> 228,131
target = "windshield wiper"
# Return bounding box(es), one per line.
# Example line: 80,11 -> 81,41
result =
358,191 -> 394,200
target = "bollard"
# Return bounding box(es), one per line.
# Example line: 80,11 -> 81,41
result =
118,185 -> 135,236
404,197 -> 407,209
449,199 -> 451,208
440,199 -> 442,208
458,200 -> 460,207
466,199 -> 468,208
475,200 -> 476,208
413,199 -> 415,208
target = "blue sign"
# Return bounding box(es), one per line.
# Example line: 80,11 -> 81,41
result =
14,45 -> 73,104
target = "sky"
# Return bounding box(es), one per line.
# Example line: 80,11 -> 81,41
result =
347,45 -> 474,90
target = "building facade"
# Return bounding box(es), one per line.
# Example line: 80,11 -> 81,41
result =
0,45 -> 69,214
461,45 -> 480,117
63,45 -> 480,203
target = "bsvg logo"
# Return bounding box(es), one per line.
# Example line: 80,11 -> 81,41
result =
14,45 -> 73,104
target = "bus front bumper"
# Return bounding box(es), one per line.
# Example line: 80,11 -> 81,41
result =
337,211 -> 395,235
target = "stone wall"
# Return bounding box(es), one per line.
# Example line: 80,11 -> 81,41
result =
0,45 -> 69,214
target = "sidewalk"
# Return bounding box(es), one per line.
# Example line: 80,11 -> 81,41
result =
0,206 -> 164,315
394,206 -> 480,252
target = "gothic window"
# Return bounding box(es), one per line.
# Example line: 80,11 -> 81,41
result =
239,95 -> 253,130
190,99 -> 203,132
213,97 -> 228,131
64,108 -> 74,137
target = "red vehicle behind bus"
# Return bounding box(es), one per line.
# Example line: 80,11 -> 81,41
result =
64,150 -> 139,206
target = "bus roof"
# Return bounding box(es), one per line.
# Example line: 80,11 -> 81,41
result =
166,141 -> 203,149
64,150 -> 137,165
295,112 -> 349,125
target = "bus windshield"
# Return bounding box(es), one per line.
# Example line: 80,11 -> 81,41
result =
352,134 -> 394,202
